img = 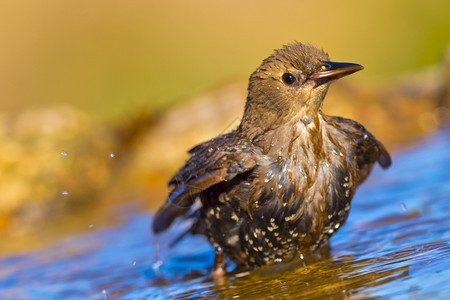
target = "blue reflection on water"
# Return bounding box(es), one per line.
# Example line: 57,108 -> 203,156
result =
0,129 -> 449,299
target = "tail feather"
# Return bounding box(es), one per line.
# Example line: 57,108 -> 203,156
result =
152,202 -> 190,233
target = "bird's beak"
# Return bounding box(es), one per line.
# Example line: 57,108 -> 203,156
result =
310,61 -> 364,87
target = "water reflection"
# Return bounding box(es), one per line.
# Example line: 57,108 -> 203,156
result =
0,129 -> 449,299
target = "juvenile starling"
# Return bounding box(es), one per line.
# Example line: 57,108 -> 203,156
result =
152,42 -> 391,273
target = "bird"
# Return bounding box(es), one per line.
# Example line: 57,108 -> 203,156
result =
152,42 -> 391,274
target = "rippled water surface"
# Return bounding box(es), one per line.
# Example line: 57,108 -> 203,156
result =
1,130 -> 449,299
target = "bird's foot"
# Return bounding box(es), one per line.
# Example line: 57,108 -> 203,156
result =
212,250 -> 227,284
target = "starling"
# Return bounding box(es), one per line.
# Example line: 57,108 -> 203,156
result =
152,42 -> 391,273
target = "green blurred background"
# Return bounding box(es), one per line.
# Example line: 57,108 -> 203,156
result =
0,0 -> 448,119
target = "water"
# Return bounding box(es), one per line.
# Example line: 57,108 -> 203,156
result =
0,130 -> 449,299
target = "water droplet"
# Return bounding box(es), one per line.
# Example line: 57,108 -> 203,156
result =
61,191 -> 69,196
266,170 -> 275,181
215,246 -> 223,253
299,253 -> 304,260
401,203 -> 407,211
152,259 -> 163,271
132,260 -> 137,266
234,271 -> 250,278
60,151 -> 68,156
109,152 -> 115,158
277,153 -> 283,163
302,113 -> 312,125
89,224 -> 94,229
332,148 -> 340,156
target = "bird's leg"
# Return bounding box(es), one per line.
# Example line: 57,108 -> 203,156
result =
212,249 -> 226,279
318,243 -> 331,258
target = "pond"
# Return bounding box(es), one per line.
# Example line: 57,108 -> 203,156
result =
0,129 -> 449,299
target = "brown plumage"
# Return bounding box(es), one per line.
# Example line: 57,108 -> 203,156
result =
152,42 -> 391,272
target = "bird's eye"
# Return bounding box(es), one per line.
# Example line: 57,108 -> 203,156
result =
281,73 -> 296,85
320,64 -> 330,71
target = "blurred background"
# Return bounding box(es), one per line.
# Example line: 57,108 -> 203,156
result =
0,0 -> 448,117
0,0 -> 448,263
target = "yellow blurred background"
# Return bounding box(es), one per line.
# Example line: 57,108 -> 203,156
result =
0,0 -> 448,118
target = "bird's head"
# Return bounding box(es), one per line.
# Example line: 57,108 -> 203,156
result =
240,42 -> 363,135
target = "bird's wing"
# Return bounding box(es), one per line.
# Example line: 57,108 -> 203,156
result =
327,116 -> 391,184
152,133 -> 259,233
350,122 -> 391,169
352,120 -> 391,181
356,132 -> 391,184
